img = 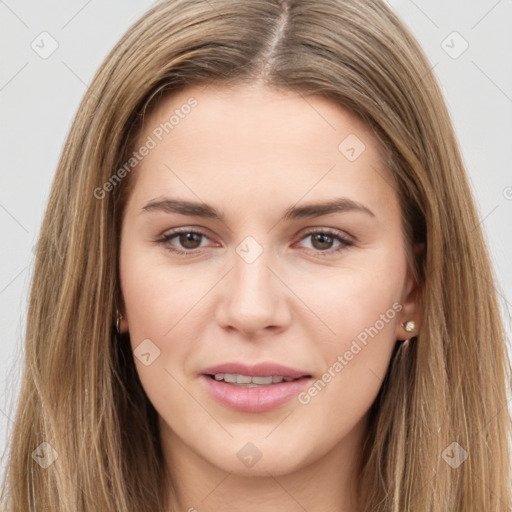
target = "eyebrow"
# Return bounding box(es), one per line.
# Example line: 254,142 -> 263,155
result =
140,197 -> 375,220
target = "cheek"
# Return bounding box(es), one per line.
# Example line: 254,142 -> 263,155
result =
292,250 -> 404,404
119,240 -> 212,401
290,249 -> 405,340
119,246 -> 196,409
119,238 -> 193,338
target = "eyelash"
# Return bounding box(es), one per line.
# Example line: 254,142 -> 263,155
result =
157,227 -> 354,257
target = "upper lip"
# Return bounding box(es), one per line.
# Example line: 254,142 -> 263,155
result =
201,362 -> 312,379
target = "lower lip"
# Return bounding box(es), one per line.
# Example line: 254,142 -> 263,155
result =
200,375 -> 312,413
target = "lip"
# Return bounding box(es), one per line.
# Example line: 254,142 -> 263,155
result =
199,362 -> 313,413
200,362 -> 311,379
199,375 -> 312,413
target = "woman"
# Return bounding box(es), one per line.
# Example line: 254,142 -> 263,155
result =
2,0 -> 511,510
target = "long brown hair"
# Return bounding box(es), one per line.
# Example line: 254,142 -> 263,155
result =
2,0 -> 511,510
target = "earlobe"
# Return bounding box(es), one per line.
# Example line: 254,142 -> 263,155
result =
397,318 -> 418,341
397,317 -> 419,341
398,320 -> 417,340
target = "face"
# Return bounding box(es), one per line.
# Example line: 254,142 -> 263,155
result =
118,83 -> 422,479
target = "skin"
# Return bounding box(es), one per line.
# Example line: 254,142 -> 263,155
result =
118,83 -> 423,512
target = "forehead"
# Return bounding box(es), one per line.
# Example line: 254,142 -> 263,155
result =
140,83 -> 382,159
127,83 -> 399,223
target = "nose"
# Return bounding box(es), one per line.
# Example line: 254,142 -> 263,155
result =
215,243 -> 291,338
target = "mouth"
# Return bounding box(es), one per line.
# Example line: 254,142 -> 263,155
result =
199,361 -> 313,412
198,363 -> 313,412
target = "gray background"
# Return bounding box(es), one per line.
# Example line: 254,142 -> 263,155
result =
1,0 -> 512,482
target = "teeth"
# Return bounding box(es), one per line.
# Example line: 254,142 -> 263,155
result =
252,376 -> 273,385
212,373 -> 297,385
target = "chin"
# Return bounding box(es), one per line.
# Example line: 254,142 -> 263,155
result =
204,435 -> 312,477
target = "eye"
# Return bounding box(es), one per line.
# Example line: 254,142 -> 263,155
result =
158,228 -> 213,255
296,228 -> 353,255
157,227 -> 354,256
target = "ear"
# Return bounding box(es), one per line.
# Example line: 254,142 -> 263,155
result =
117,296 -> 129,334
396,242 -> 424,340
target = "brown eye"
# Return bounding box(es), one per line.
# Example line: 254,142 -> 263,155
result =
159,229 -> 211,254
297,229 -> 354,256
178,232 -> 203,249
310,233 -> 335,250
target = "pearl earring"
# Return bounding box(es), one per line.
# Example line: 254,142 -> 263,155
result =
402,320 -> 415,333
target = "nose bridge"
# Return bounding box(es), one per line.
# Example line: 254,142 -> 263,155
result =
232,234 -> 277,308
216,234 -> 289,334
